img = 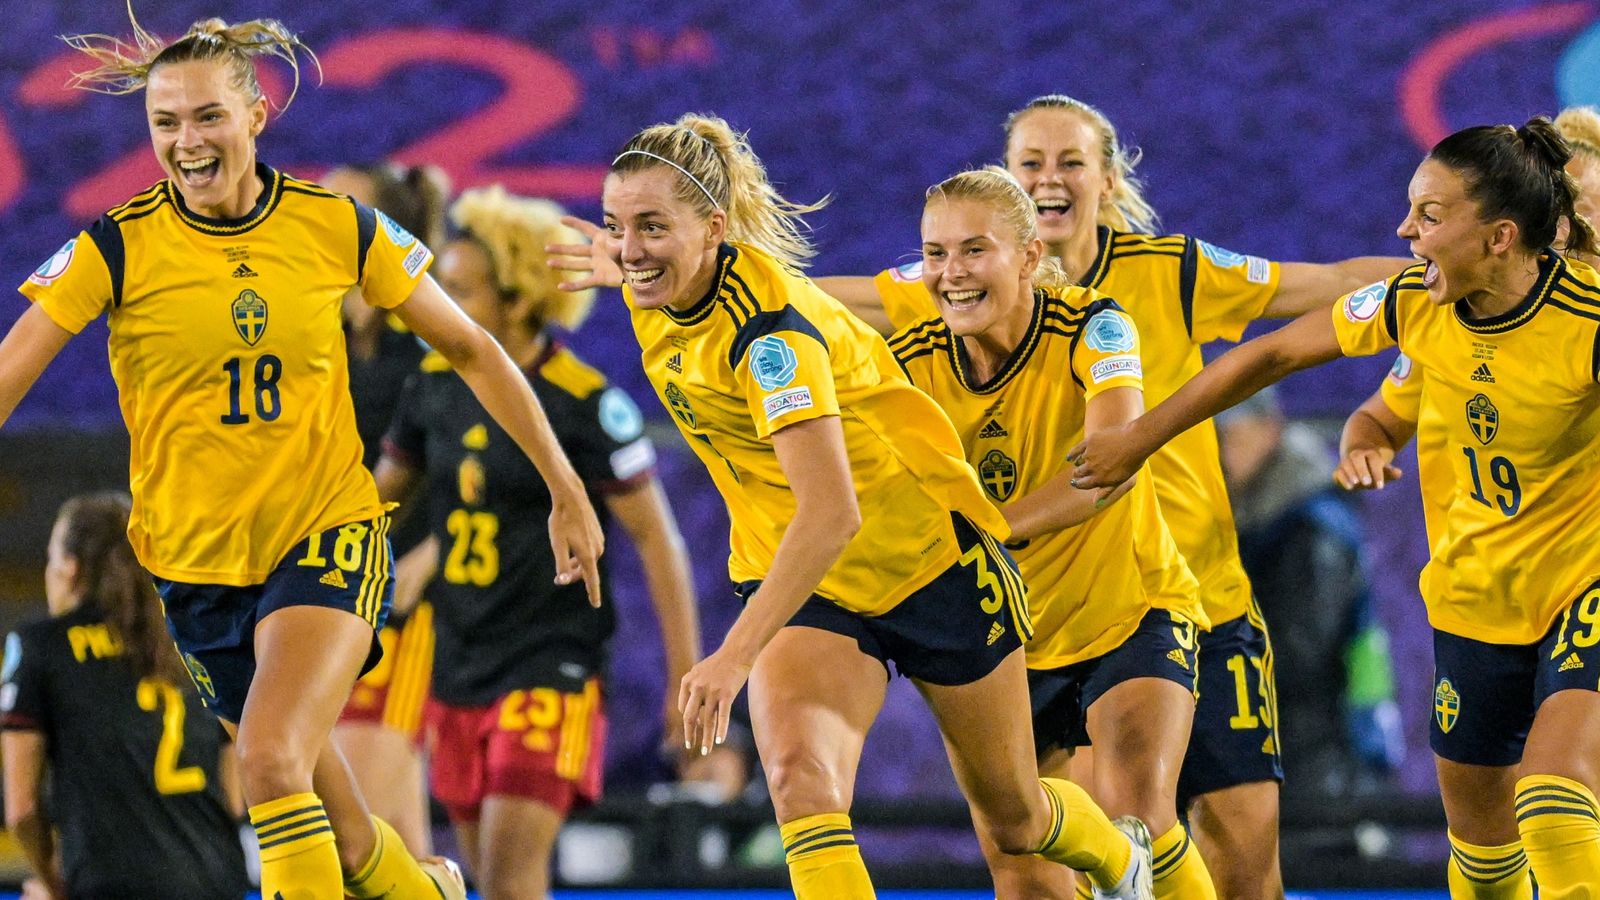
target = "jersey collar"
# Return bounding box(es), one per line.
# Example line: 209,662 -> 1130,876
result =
1082,226 -> 1114,288
1454,250 -> 1562,334
166,162 -> 284,236
948,288 -> 1048,394
661,244 -> 737,326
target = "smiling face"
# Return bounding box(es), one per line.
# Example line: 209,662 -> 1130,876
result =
602,167 -> 725,311
146,58 -> 266,219
921,196 -> 1040,340
1005,107 -> 1114,249
1396,158 -> 1513,305
437,238 -> 509,337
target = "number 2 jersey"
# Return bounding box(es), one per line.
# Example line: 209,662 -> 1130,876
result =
383,342 -> 657,705
0,608 -> 245,899
19,164 -> 432,586
1331,253 -> 1600,643
890,288 -> 1205,668
627,241 -> 1007,616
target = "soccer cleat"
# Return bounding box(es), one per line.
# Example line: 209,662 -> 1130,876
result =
1094,816 -> 1153,900
419,856 -> 467,900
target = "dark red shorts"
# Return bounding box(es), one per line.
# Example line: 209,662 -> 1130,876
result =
338,603 -> 435,743
424,679 -> 606,822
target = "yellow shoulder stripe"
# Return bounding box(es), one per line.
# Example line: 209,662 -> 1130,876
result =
540,349 -> 607,399
420,350 -> 452,373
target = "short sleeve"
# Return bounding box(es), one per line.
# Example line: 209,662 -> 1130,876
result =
732,309 -> 840,439
1188,239 -> 1280,343
873,263 -> 939,334
1378,353 -> 1421,422
354,203 -> 433,309
558,385 -> 658,492
17,229 -> 115,334
1330,278 -> 1400,358
1,629 -> 48,731
1071,303 -> 1144,400
380,371 -> 429,469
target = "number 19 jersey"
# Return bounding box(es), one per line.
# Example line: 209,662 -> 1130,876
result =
20,165 -> 432,586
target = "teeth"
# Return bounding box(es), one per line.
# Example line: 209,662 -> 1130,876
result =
945,289 -> 984,302
626,268 -> 663,285
179,158 -> 217,172
1035,199 -> 1070,210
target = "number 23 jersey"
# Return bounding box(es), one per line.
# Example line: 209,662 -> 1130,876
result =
20,165 -> 431,586
1332,253 -> 1600,643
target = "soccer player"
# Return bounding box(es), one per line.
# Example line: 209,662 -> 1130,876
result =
322,161 -> 451,858
816,94 -> 1407,899
1068,117 -> 1600,898
372,185 -> 702,899
548,112 -> 1153,900
1,493 -> 249,900
0,13 -> 604,900
892,166 -> 1218,898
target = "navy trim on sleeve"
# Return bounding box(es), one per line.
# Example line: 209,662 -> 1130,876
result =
1178,237 -> 1198,339
86,215 -> 126,308
352,200 -> 377,284
1383,277 -> 1401,343
727,305 -> 829,370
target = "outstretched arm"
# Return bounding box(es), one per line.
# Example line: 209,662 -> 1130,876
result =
0,305 -> 74,430
1003,386 -> 1142,542
1265,258 -> 1411,318
814,276 -> 894,336
392,276 -> 605,605
1071,308 -> 1345,488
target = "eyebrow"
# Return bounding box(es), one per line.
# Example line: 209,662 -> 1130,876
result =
149,102 -> 226,117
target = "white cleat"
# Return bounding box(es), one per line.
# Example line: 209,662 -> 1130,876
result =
1093,816 -> 1154,900
419,855 -> 467,900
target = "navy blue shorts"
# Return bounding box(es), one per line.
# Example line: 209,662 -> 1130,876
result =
1178,602 -> 1284,805
156,515 -> 394,723
1028,607 -> 1200,755
737,514 -> 1030,686
1431,580 -> 1600,767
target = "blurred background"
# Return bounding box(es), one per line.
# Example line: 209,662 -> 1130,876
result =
2,0 -> 1596,893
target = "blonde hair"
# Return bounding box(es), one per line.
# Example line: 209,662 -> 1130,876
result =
1003,94 -> 1159,235
925,166 -> 1075,294
1556,106 -> 1600,161
64,4 -> 316,111
611,113 -> 827,269
450,186 -> 597,331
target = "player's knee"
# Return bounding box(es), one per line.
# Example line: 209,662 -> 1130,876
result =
235,731 -> 315,802
765,750 -> 849,821
982,814 -> 1048,856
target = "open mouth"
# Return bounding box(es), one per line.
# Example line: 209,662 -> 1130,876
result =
1416,256 -> 1439,289
1035,198 -> 1073,222
941,288 -> 987,312
177,156 -> 221,186
625,267 -> 664,288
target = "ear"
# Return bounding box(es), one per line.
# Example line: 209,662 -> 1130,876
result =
1020,237 -> 1044,281
247,95 -> 268,138
1486,219 -> 1520,256
704,209 -> 727,249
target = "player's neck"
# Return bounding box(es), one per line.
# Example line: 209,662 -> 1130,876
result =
961,290 -> 1035,382
1049,228 -> 1099,286
1460,252 -> 1542,320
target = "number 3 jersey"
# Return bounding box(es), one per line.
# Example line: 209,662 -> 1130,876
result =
383,343 -> 656,705
0,608 -> 245,899
1331,253 -> 1600,643
19,165 -> 431,586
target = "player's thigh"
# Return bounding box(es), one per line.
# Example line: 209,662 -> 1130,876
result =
1437,756 -> 1520,845
1187,780 -> 1283,900
747,625 -> 888,820
1086,675 -> 1194,832
476,794 -> 564,899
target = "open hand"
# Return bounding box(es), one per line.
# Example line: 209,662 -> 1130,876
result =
546,215 -> 624,292
1333,447 -> 1403,491
678,649 -> 752,756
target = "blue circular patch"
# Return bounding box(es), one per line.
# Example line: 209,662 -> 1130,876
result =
1084,311 -> 1136,354
598,387 -> 644,442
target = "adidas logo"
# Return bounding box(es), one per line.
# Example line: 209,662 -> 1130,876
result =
232,263 -> 258,278
1560,652 -> 1584,672
319,569 -> 348,589
1471,363 -> 1495,383
666,352 -> 683,374
1167,647 -> 1190,670
986,621 -> 1005,646
979,419 -> 1008,439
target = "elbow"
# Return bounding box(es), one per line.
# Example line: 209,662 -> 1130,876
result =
433,322 -> 497,373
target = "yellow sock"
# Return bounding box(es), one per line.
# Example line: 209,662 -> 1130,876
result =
1033,777 -> 1132,890
1515,774 -> 1600,899
345,815 -> 445,899
1074,875 -> 1095,899
779,812 -> 876,899
1151,822 -> 1217,900
250,792 -> 341,900
1447,832 -> 1531,900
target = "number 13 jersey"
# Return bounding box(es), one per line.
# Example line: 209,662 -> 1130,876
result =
20,165 -> 432,586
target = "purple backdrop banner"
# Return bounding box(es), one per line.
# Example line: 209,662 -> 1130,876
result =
3,1 -> 1598,797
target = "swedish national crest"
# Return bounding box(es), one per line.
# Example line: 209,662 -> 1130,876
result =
978,448 -> 1018,502
1466,393 -> 1498,445
1434,678 -> 1460,734
232,289 -> 268,346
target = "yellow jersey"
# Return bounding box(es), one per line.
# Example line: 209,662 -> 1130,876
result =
1377,353 -> 1451,550
872,227 -> 1278,625
889,288 -> 1204,668
626,242 -> 1006,616
1331,254 -> 1600,644
20,164 -> 432,585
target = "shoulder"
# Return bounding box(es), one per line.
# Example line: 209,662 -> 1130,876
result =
418,349 -> 453,375
280,173 -> 357,208
103,181 -> 172,227
1040,287 -> 1127,336
4,617 -> 66,676
1547,258 -> 1600,324
888,316 -> 950,368
536,345 -> 610,401
1108,230 -> 1189,261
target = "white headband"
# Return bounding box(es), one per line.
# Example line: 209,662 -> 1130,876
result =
612,149 -> 721,209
